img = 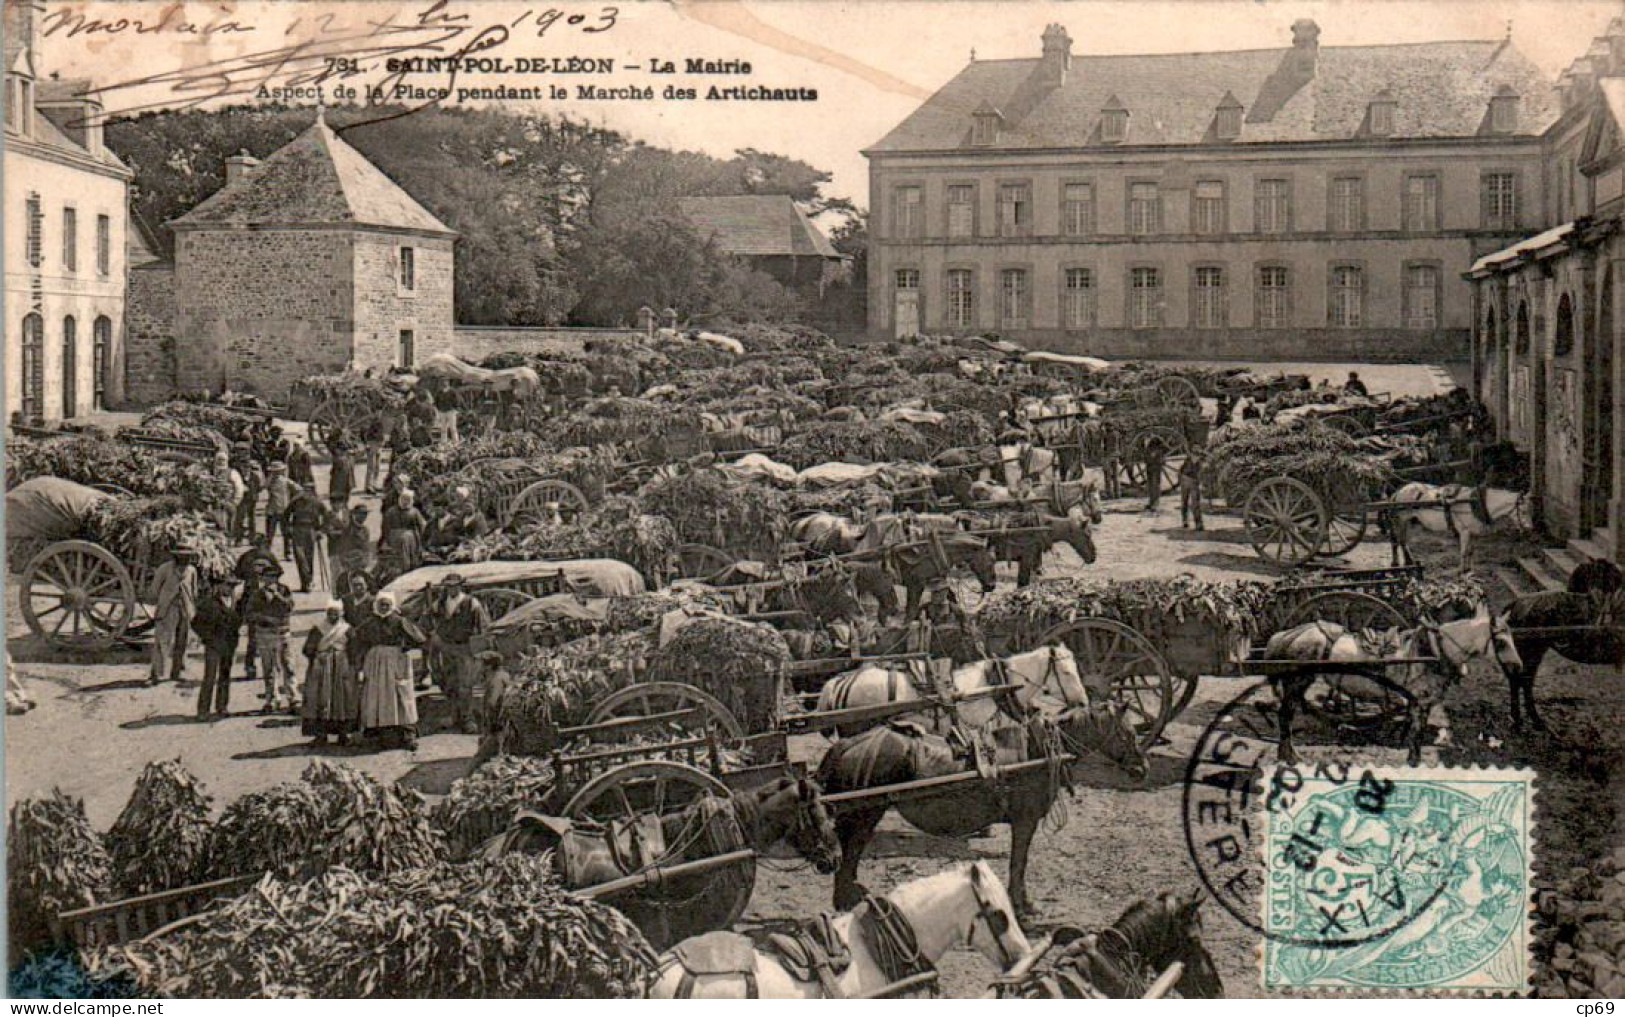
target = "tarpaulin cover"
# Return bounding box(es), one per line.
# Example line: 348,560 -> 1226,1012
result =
5,477 -> 108,542
489,593 -> 612,633
382,558 -> 647,601
695,331 -> 746,355
415,353 -> 542,395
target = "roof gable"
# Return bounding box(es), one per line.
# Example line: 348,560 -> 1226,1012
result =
677,195 -> 840,259
868,36 -> 1559,152
169,115 -> 453,234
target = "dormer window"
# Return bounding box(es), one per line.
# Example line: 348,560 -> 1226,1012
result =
1215,91 -> 1243,140
971,102 -> 1002,146
1101,96 -> 1128,144
1368,91 -> 1396,137
1490,85 -> 1519,134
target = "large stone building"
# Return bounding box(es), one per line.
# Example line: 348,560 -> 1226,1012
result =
1468,21 -> 1625,559
132,113 -> 457,403
865,21 -> 1558,359
4,0 -> 133,420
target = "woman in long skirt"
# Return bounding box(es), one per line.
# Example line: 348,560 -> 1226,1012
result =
355,592 -> 425,750
380,489 -> 427,572
301,601 -> 359,745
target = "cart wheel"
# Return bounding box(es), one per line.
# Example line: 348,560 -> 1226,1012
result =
1281,591 -> 1410,730
1244,477 -> 1328,566
1323,502 -> 1370,556
585,682 -> 745,739
564,761 -> 752,947
470,587 -> 532,623
674,544 -> 736,581
508,479 -> 590,528
1323,415 -> 1369,437
1037,617 -> 1174,748
21,540 -> 137,650
1155,376 -> 1202,412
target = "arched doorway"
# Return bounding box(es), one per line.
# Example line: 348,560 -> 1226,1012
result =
93,316 -> 111,411
20,313 -> 43,422
1587,273 -> 1615,534
1513,301 -> 1532,446
62,316 -> 77,418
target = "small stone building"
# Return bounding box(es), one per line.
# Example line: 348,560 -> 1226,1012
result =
677,194 -> 847,293
139,112 -> 456,403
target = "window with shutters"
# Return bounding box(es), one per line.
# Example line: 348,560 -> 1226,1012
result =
946,184 -> 976,238
1063,267 -> 1094,329
1403,263 -> 1440,329
20,314 -> 43,421
1330,265 -> 1364,328
947,269 -> 975,328
62,207 -> 76,272
1257,265 -> 1290,329
1129,267 -> 1161,329
998,183 -> 1031,237
1482,172 -> 1518,230
1328,177 -> 1364,232
25,193 -> 41,268
1062,183 -> 1094,236
96,214 -> 110,276
93,316 -> 111,411
1192,266 -> 1227,329
1000,268 -> 1030,329
1255,178 -> 1291,233
893,185 -> 923,238
61,317 -> 77,417
1128,182 -> 1159,235
1192,180 -> 1226,236
1403,174 -> 1440,231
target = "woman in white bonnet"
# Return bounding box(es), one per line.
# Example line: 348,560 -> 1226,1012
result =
301,600 -> 359,746
353,592 -> 425,750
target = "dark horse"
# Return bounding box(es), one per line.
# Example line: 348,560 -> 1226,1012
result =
1498,557 -> 1625,730
816,707 -> 1146,917
1004,893 -> 1224,998
854,532 -> 998,622
970,510 -> 1098,586
480,776 -> 842,948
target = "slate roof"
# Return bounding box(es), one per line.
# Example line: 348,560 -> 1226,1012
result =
169,114 -> 453,234
869,37 -> 1560,152
677,195 -> 842,259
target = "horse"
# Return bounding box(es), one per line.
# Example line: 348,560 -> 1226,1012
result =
1384,481 -> 1529,569
1002,892 -> 1224,998
881,532 -> 998,620
970,508 -> 1098,586
480,776 -> 842,949
647,860 -> 1030,998
817,703 -> 1146,916
1496,557 -> 1625,730
815,644 -> 1091,736
1265,603 -> 1522,765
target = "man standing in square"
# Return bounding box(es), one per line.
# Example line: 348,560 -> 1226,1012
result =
147,546 -> 199,686
431,574 -> 488,735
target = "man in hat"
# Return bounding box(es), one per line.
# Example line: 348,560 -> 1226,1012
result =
234,535 -> 279,683
1179,448 -> 1207,532
191,576 -> 241,720
429,486 -> 489,553
328,431 -> 356,508
242,558 -> 297,713
473,649 -> 511,762
283,484 -> 331,594
286,437 -> 315,490
147,546 -> 199,685
430,573 -> 489,734
230,441 -> 264,543
264,462 -> 295,556
1140,432 -> 1169,513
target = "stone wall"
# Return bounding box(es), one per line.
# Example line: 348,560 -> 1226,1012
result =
353,233 -> 455,372
450,325 -> 646,361
172,229 -> 354,400
123,261 -> 176,407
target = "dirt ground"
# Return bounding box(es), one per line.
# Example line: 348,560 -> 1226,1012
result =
12,364 -> 1617,998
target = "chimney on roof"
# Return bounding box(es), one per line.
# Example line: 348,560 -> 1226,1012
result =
1609,17 -> 1625,68
1037,24 -> 1072,90
1249,19 -> 1320,124
225,151 -> 260,187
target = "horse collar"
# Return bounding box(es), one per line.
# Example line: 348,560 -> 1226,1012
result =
860,894 -> 934,985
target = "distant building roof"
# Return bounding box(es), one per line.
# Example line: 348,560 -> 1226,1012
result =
869,33 -> 1559,152
128,210 -> 164,268
677,194 -> 842,259
169,113 -> 454,235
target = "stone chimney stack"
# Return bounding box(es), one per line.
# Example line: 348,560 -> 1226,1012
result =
1250,19 -> 1320,123
1037,24 -> 1073,90
225,152 -> 260,187
1290,19 -> 1321,74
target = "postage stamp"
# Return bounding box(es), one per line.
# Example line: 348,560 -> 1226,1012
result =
1259,766 -> 1535,994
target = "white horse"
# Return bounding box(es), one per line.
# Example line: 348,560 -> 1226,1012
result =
645,860 -> 1030,998
816,644 -> 1089,734
1385,481 -> 1528,569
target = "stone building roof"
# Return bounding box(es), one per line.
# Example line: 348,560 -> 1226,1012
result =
869,31 -> 1559,152
677,195 -> 842,259
170,113 -> 454,235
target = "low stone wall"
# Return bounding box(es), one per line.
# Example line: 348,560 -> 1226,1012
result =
451,325 -> 646,360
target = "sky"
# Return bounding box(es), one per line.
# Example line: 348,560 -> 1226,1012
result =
29,0 -> 1625,210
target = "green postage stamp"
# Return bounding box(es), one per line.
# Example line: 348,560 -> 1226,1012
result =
1260,766 -> 1535,994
